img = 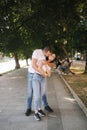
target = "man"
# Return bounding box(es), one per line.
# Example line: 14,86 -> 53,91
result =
25,47 -> 55,117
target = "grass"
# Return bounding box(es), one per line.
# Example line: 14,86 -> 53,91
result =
63,61 -> 87,107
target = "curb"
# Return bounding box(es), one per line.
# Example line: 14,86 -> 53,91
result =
60,74 -> 87,118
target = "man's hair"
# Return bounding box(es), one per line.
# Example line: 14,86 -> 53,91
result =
43,46 -> 51,53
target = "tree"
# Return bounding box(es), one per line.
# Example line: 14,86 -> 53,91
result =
0,0 -> 87,72
72,1 -> 87,73
0,0 -> 32,68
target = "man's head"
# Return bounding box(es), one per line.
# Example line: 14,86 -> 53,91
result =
43,46 -> 52,57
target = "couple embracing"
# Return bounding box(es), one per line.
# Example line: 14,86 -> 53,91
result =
25,46 -> 56,121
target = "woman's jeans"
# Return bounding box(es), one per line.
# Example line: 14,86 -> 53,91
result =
32,73 -> 47,111
27,72 -> 48,109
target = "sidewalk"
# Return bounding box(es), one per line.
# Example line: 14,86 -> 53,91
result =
0,67 -> 87,130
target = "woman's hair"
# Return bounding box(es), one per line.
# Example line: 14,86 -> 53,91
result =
46,54 -> 56,63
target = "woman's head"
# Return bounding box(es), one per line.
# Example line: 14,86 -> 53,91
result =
49,54 -> 56,62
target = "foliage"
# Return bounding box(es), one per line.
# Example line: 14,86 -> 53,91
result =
0,0 -> 87,68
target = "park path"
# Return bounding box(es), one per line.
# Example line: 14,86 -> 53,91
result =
0,67 -> 87,130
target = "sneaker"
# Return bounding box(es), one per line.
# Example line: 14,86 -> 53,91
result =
45,105 -> 53,112
34,113 -> 41,121
38,109 -> 46,117
25,108 -> 32,116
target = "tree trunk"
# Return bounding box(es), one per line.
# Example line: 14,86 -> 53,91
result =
26,58 -> 29,66
84,50 -> 87,73
61,45 -> 69,60
13,52 -> 20,69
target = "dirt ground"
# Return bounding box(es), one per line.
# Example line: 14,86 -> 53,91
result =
63,60 -> 87,107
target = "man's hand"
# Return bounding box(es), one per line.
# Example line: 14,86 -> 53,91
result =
41,71 -> 48,77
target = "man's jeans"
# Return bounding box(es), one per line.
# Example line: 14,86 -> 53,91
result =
27,72 -> 48,109
32,73 -> 47,111
27,72 -> 33,109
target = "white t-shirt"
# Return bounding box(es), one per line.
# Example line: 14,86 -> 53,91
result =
38,60 -> 51,72
28,49 -> 47,74
28,60 -> 35,73
42,64 -> 51,72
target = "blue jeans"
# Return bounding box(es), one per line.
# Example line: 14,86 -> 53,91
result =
59,65 -> 68,73
27,72 -> 33,109
32,73 -> 47,111
27,72 -> 48,109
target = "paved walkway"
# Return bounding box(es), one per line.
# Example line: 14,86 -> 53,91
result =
0,67 -> 87,130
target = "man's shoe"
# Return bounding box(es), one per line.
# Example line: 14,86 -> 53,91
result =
25,108 -> 32,116
34,113 -> 41,121
45,105 -> 53,112
38,109 -> 46,117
